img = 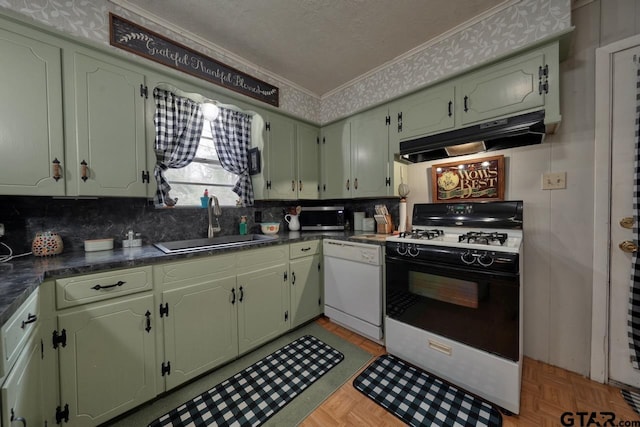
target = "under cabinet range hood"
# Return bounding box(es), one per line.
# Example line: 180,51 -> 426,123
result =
399,110 -> 546,163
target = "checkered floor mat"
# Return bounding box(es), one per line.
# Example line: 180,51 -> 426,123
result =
353,354 -> 502,427
149,335 -> 344,427
622,389 -> 640,415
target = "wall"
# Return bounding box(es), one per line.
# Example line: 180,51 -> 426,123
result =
406,0 -> 640,376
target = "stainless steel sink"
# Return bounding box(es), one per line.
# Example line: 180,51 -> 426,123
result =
154,234 -> 277,254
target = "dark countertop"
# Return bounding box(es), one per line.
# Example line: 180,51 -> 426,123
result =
0,231 -> 390,326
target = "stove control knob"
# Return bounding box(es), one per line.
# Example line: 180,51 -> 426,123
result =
407,244 -> 419,257
478,252 -> 494,267
461,250 -> 475,264
396,243 -> 407,256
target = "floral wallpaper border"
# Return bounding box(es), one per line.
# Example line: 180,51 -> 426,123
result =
0,0 -> 570,124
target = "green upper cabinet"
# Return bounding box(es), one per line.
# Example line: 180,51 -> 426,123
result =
387,41 -> 561,157
296,122 -> 321,199
350,105 -> 391,197
0,28 -> 65,196
320,119 -> 351,199
65,51 -> 149,197
321,107 -> 391,199
254,112 -> 319,200
389,84 -> 456,155
458,44 -> 554,126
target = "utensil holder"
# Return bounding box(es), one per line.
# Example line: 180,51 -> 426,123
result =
376,215 -> 393,234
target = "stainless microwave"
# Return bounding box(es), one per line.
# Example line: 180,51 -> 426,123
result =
299,206 -> 346,231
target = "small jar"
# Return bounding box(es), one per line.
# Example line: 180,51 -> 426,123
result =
32,231 -> 64,256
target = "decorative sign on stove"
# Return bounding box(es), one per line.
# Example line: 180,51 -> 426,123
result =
431,154 -> 504,202
109,14 -> 279,107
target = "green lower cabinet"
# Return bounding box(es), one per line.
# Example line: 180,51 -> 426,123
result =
290,254 -> 322,328
161,275 -> 238,391
1,326 -> 54,427
57,294 -> 156,426
237,263 -> 290,354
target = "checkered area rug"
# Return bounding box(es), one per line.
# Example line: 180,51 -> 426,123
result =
149,335 -> 344,427
353,354 -> 502,427
622,389 -> 640,415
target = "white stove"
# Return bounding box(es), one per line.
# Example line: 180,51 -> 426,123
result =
384,200 -> 524,414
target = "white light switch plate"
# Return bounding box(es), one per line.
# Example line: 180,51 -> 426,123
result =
542,172 -> 566,190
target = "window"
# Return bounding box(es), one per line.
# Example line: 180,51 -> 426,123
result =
164,119 -> 240,206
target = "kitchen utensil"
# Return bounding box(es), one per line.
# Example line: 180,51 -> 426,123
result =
260,222 -> 280,235
284,214 -> 300,231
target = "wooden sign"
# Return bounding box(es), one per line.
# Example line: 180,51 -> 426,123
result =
109,14 -> 279,107
431,155 -> 505,202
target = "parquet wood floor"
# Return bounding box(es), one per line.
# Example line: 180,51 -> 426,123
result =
302,317 -> 640,426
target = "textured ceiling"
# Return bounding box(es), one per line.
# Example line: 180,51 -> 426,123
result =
121,0 -> 507,96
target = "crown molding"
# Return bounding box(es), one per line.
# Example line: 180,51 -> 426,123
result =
321,0 -> 519,99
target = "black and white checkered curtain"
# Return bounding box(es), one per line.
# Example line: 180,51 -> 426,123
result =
210,107 -> 254,206
153,88 -> 204,206
629,58 -> 640,369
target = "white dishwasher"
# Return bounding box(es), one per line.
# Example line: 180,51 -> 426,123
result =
323,239 -> 383,342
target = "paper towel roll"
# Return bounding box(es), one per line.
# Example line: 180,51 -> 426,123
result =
398,200 -> 407,233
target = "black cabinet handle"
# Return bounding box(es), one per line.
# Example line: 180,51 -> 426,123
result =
231,288 -> 236,304
239,286 -> 244,302
91,280 -> 125,291
463,96 -> 469,112
301,247 -> 311,252
10,409 -> 26,427
448,101 -> 453,117
144,310 -> 151,333
21,313 -> 37,329
292,272 -> 296,285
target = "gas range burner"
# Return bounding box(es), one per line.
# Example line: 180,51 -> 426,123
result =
458,231 -> 508,246
399,229 -> 444,240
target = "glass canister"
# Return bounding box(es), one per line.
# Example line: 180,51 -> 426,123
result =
32,231 -> 64,256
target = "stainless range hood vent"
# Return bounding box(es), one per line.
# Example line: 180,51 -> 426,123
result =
399,110 -> 546,163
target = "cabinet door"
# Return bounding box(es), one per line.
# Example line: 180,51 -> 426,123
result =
162,275 -> 238,391
320,119 -> 351,199
296,122 -> 320,199
1,329 -> 49,427
237,264 -> 289,354
389,84 -> 456,154
69,52 -> 147,197
459,51 -> 545,126
0,29 -> 65,196
266,114 -> 297,199
350,105 -> 390,197
58,294 -> 156,426
290,254 -> 322,328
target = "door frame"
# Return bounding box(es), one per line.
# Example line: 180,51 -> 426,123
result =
592,33 -> 640,383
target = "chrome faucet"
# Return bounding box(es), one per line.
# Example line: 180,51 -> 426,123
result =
207,195 -> 222,237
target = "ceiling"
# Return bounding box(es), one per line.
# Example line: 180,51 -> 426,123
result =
118,0 -> 508,96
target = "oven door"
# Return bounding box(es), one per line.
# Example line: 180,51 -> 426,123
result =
385,254 -> 519,361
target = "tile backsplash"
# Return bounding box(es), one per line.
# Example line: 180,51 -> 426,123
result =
0,196 -> 398,253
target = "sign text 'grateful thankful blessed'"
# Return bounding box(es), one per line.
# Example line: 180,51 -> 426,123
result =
109,14 -> 279,107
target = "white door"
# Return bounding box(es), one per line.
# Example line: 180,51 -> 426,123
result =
609,45 -> 640,388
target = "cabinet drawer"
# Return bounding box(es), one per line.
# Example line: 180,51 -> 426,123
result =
1,289 -> 39,378
55,266 -> 152,309
290,240 -> 320,259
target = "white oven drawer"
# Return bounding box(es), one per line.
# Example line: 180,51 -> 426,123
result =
385,316 -> 521,414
